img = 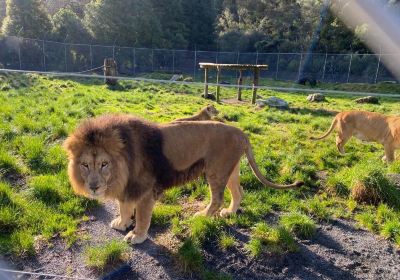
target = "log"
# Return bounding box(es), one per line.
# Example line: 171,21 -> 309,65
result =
103,58 -> 118,85
237,70 -> 243,101
252,68 -> 259,104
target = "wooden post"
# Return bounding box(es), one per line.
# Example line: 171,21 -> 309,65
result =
252,68 -> 259,104
237,70 -> 243,101
203,67 -> 209,98
216,67 -> 221,103
104,58 -> 118,85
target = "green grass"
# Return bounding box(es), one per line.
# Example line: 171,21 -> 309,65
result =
1,72 -> 400,273
247,223 -> 298,257
83,240 -> 129,270
219,233 -> 236,250
152,203 -> 182,226
280,212 -> 316,239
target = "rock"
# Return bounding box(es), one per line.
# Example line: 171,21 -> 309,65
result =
307,93 -> 325,102
183,76 -> 193,82
354,96 -> 379,104
256,97 -> 289,109
201,93 -> 216,101
170,74 -> 184,81
298,76 -> 317,86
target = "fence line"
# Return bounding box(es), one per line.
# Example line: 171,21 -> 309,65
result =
0,35 -> 398,84
2,68 -> 400,98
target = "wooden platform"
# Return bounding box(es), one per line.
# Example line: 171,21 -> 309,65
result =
199,63 -> 268,104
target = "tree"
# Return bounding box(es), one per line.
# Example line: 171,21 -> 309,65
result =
52,8 -> 90,42
84,0 -> 161,47
2,0 -> 52,38
0,0 -> 5,29
149,0 -> 188,49
183,0 -> 217,50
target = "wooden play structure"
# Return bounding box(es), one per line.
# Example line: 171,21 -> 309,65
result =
199,63 -> 268,104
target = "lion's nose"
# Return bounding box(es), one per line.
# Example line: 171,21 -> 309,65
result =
89,182 -> 99,192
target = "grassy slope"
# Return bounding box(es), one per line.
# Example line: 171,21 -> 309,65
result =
0,73 -> 399,273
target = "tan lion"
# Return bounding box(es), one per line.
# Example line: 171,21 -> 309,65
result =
173,105 -> 219,121
311,110 -> 400,162
64,114 -> 302,244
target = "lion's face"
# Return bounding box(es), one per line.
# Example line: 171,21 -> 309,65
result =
78,148 -> 113,198
206,105 -> 219,117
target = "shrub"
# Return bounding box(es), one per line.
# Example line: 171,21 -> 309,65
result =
350,168 -> 400,208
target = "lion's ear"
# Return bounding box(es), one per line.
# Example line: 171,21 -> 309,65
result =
63,135 -> 81,158
102,128 -> 125,156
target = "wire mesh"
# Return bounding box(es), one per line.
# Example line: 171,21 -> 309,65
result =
0,36 -> 398,84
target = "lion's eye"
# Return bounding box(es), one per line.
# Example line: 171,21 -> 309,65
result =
101,162 -> 108,168
81,163 -> 89,168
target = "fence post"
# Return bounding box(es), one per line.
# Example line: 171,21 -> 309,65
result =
42,40 -> 46,71
346,54 -> 353,83
297,53 -> 303,81
275,53 -> 280,80
322,52 -> 328,82
64,43 -> 67,72
374,53 -> 381,84
193,50 -> 197,80
172,50 -> 175,74
151,49 -> 154,72
18,42 -> 22,70
255,51 -> 259,65
112,45 -> 115,59
133,48 -> 136,75
89,44 -> 93,69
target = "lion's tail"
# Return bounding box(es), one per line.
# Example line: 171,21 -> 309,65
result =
244,144 -> 303,189
310,117 -> 338,140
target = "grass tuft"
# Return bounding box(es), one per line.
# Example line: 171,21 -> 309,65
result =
84,240 -> 129,270
152,204 -> 182,226
247,222 -> 298,257
280,212 -> 316,239
219,233 -> 236,250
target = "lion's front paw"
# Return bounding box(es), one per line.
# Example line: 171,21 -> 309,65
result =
123,231 -> 148,244
110,217 -> 132,231
219,208 -> 235,217
194,209 -> 207,217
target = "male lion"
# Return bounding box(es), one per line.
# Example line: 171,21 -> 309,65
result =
173,105 -> 219,121
311,110 -> 400,162
64,114 -> 303,244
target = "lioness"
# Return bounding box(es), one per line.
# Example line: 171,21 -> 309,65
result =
174,105 -> 219,121
311,110 -> 400,162
64,115 -> 302,244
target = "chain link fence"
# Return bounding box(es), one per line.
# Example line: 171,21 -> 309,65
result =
0,35 -> 398,84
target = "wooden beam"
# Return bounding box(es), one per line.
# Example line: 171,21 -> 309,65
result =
216,67 -> 221,103
203,67 -> 209,98
252,68 -> 259,104
237,70 -> 243,101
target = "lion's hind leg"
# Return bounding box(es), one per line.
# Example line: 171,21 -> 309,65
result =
194,174 -> 228,217
383,143 -> 395,163
111,200 -> 135,231
336,124 -> 351,154
220,163 -> 243,217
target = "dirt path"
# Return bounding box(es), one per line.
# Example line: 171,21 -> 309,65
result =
4,201 -> 400,280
